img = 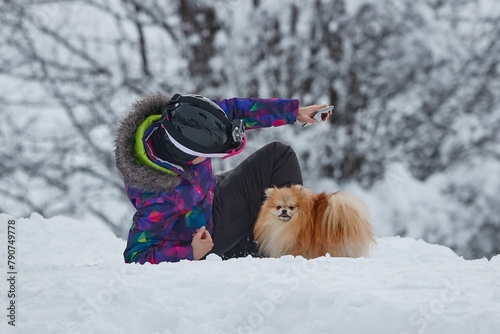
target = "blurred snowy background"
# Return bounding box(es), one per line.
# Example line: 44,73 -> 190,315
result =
0,0 -> 499,259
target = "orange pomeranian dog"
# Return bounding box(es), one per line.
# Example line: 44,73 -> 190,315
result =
254,185 -> 376,259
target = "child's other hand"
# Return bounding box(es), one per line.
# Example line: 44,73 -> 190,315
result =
191,226 -> 214,260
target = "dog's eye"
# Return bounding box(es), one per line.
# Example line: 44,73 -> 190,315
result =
277,206 -> 281,210
289,206 -> 294,210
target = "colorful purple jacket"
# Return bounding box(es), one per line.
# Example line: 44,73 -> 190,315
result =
114,94 -> 298,264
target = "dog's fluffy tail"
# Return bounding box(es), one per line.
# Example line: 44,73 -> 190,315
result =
322,192 -> 376,257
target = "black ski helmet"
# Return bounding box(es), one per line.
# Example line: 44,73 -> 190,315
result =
160,94 -> 246,162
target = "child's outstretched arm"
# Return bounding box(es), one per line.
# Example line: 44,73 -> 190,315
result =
214,98 -> 299,129
214,98 -> 332,129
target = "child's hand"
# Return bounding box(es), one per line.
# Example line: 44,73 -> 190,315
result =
297,104 -> 332,126
191,226 -> 214,260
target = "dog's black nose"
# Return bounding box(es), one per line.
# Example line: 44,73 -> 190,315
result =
282,209 -> 287,214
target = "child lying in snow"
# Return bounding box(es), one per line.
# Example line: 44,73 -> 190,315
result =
114,93 -> 331,264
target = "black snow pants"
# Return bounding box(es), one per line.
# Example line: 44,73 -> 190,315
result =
211,141 -> 303,259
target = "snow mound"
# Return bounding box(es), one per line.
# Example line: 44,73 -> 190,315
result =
1,213 -> 499,334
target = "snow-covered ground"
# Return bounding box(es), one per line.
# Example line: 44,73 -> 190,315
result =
1,213 -> 499,334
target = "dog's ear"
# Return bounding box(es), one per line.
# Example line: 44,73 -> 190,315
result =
264,187 -> 276,197
291,184 -> 304,192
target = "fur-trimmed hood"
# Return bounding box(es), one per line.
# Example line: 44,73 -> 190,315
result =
114,92 -> 181,193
